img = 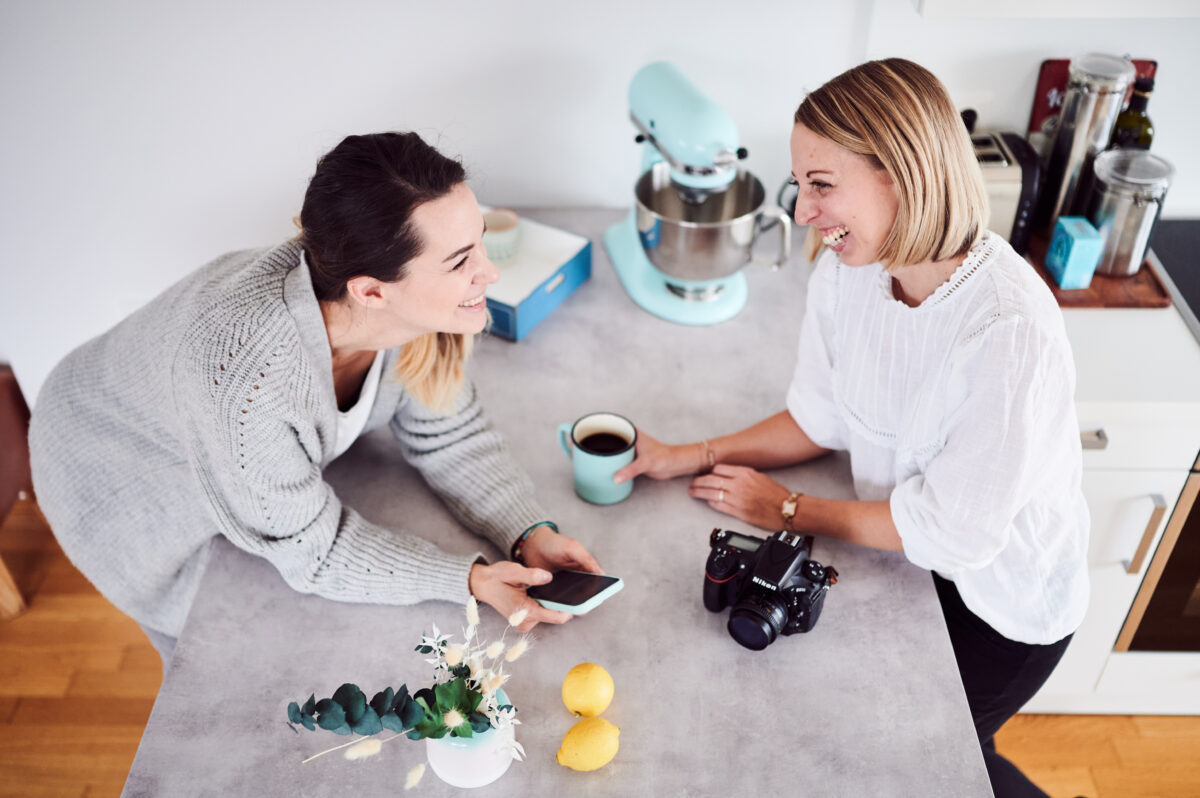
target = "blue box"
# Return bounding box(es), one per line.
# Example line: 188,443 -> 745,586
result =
484,216 -> 591,341
1045,216 -> 1103,290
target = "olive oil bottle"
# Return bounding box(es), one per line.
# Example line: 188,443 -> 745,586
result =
1110,77 -> 1155,150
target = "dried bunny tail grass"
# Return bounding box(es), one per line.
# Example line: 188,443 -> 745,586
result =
504,636 -> 531,663
302,733 -> 404,764
482,670 -> 509,695
485,640 -> 505,659
466,596 -> 481,626
443,709 -> 465,729
507,608 -> 529,627
343,738 -> 382,761
405,763 -> 426,790
444,644 -> 465,667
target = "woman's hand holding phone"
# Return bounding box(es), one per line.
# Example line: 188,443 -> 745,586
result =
517,526 -> 620,612
468,561 -> 573,633
527,570 -> 624,614
467,526 -> 607,632
517,525 -> 603,575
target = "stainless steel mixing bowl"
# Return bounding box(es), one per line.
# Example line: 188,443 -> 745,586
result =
635,161 -> 791,287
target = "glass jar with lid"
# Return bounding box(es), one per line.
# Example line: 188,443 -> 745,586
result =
1086,149 -> 1174,276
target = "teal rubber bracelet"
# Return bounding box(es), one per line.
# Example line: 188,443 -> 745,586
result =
511,520 -> 558,562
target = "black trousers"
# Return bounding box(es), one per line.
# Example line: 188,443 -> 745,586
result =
933,573 -> 1073,798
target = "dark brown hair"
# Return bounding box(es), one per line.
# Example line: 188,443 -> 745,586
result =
299,132 -> 467,301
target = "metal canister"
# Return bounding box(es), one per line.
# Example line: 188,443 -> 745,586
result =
1034,53 -> 1136,232
1086,149 -> 1174,276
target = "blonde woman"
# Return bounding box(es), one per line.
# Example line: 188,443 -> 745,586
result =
616,60 -> 1087,797
30,132 -> 601,663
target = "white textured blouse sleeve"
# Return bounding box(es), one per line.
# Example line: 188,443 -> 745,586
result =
786,252 -> 846,450
889,315 -> 1073,572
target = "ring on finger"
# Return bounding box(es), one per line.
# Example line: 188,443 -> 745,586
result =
718,488 -> 725,503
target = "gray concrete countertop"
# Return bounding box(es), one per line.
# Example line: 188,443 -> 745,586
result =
123,209 -> 991,797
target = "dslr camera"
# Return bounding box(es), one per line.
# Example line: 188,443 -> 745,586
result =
703,528 -> 838,650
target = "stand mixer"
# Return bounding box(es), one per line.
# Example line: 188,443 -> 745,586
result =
603,62 -> 790,325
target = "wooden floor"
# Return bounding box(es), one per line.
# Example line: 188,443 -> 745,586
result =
1,497 -> 1198,797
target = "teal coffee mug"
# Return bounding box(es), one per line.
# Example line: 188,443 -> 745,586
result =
557,412 -> 637,505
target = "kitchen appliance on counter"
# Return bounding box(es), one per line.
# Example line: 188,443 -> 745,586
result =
1033,53 -> 1137,234
1085,149 -> 1175,277
603,62 -> 790,325
1149,219 -> 1200,343
973,131 -> 1040,256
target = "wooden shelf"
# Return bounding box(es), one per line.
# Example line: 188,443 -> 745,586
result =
1026,232 -> 1172,309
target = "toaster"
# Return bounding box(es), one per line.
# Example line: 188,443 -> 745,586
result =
974,132 -> 1040,256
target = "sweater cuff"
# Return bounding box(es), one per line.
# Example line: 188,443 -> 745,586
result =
485,498 -> 550,558
412,549 -> 483,607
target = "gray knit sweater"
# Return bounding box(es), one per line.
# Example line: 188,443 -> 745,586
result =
29,241 -> 546,638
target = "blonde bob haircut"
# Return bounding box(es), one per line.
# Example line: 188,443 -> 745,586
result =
794,58 -> 988,269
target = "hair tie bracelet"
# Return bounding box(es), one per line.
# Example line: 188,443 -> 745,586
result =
511,520 -> 559,564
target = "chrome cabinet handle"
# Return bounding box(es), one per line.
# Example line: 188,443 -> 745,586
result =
1125,493 -> 1167,575
1081,428 -> 1108,450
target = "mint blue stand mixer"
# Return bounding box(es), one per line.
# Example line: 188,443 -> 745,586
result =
603,62 -> 791,325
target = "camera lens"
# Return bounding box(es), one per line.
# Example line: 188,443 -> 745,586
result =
727,592 -> 787,651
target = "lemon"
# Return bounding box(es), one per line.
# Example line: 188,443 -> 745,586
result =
555,717 -> 620,771
561,662 -> 614,717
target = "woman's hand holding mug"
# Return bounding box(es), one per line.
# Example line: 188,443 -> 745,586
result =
612,429 -> 709,484
615,428 -> 794,531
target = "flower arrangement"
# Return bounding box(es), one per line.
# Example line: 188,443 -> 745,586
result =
286,597 -> 530,779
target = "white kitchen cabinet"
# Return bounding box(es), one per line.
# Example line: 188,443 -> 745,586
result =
1023,303 -> 1200,714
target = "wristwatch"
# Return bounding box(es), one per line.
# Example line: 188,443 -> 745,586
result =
781,492 -> 801,531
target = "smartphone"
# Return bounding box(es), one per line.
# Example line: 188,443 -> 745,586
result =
527,570 -> 623,614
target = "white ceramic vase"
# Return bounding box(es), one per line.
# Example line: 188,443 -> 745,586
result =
424,723 -> 516,788
423,689 -> 517,789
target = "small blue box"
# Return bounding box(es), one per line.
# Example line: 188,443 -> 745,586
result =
484,216 -> 591,341
1045,216 -> 1103,290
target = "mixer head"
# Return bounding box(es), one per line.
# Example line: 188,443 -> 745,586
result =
627,62 -> 746,203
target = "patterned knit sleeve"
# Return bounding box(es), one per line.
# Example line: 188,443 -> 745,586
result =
388,380 -> 547,557
786,251 -> 846,450
173,328 -> 480,608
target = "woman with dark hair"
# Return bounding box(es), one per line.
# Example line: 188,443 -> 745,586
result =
29,132 -> 602,662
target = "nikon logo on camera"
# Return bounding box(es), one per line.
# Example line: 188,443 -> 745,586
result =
751,576 -> 777,591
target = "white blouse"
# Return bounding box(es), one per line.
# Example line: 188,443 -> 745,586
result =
786,232 -> 1089,645
333,348 -> 384,461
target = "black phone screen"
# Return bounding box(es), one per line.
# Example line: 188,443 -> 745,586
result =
526,571 -> 620,606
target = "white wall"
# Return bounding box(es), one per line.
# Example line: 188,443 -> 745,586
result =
1,0 -> 1197,402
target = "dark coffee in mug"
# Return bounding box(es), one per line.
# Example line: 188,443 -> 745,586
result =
578,432 -> 630,455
